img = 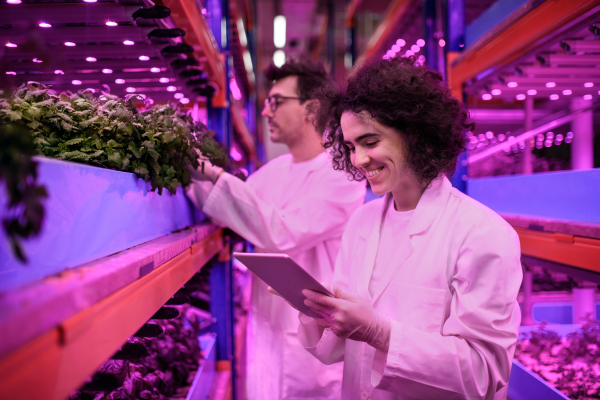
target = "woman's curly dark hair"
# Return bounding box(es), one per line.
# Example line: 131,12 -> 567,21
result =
312,56 -> 474,185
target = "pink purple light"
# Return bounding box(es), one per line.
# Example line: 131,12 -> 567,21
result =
102,69 -> 112,74
201,8 -> 207,15
167,86 -> 176,92
491,89 -> 501,95
115,78 -> 125,84
54,70 -> 64,74
64,42 -> 76,47
516,94 -> 526,100
546,82 -> 556,88
72,80 -> 82,85
139,55 -> 150,61
159,77 -> 170,83
180,98 -> 190,104
405,50 -> 414,57
549,94 -> 559,100
7,0 -> 22,4
123,40 -> 135,45
86,57 -> 97,62
507,81 -> 518,88
392,44 -> 400,52
438,39 -> 445,47
482,93 -> 492,100
39,22 -> 51,28
562,89 -> 572,95
416,39 -> 425,47
126,87 -> 136,93
229,78 -> 242,100
583,94 -> 593,100
83,0 -> 97,2
105,21 -> 118,27
396,39 -> 406,47
150,67 -> 161,73
527,89 -> 537,96
174,93 -> 184,99
584,82 -> 594,88
32,58 -> 42,63
411,45 -> 420,53
230,147 -> 243,161
6,42 -> 17,48
6,71 -> 16,75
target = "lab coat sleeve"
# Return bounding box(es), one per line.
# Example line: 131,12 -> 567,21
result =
297,210 -> 360,364
200,172 -> 365,253
371,223 -> 523,400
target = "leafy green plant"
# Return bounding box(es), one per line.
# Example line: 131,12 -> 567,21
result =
0,82 -> 227,195
0,120 -> 48,263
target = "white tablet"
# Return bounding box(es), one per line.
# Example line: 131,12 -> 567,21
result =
232,252 -> 333,318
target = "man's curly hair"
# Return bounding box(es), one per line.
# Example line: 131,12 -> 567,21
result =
312,56 -> 474,185
264,58 -> 329,103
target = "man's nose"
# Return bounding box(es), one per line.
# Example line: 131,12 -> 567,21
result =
261,103 -> 272,118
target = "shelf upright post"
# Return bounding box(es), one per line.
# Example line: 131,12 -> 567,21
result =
445,0 -> 467,193
423,0 -> 438,72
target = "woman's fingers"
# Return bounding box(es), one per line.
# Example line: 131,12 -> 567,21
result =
302,288 -> 338,307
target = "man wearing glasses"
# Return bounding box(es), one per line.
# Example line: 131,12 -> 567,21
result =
186,59 -> 365,399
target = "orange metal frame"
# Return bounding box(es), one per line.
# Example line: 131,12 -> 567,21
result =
356,0 -> 414,63
515,228 -> 600,274
0,229 -> 223,400
158,0 -> 227,107
448,0 -> 600,93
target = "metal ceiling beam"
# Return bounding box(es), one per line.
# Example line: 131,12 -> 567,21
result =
0,26 -> 155,43
0,4 -> 141,26
515,66 -> 600,76
1,44 -> 163,58
3,59 -> 172,72
547,53 -> 600,65
562,39 -> 600,52
448,0 -> 600,91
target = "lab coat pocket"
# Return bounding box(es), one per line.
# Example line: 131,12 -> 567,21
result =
402,285 -> 447,333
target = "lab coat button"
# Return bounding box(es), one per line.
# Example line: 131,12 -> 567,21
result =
361,391 -> 370,399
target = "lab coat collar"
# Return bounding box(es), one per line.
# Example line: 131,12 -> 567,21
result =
357,176 -> 452,303
407,175 -> 453,237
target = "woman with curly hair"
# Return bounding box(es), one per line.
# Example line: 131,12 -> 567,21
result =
296,57 -> 523,399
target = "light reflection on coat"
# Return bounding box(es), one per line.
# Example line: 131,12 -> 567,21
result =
298,176 -> 522,400
187,152 -> 366,399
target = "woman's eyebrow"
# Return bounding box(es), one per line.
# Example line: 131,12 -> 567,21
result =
355,133 -> 379,142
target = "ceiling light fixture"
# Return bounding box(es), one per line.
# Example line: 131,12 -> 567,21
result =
64,42 -> 76,47
54,70 -> 64,74
115,78 -> 125,84
102,69 -> 113,74
126,87 -> 136,93
507,82 -> 518,88
481,93 -> 492,100
39,22 -> 51,28
174,93 -> 184,99
72,80 -> 82,85
396,39 -> 406,47
549,94 -> 559,100
546,82 -> 556,88
6,71 -> 17,75
86,56 -> 97,62
562,89 -> 572,95
584,82 -> 594,88
416,39 -> 425,47
411,45 -> 420,53
516,94 -> 526,100
438,39 -> 445,47
139,55 -> 150,61
583,94 -> 593,100
150,67 -> 161,73
273,50 -> 285,67
167,86 -> 176,92
105,21 -> 118,27
491,89 -> 501,95
527,89 -> 537,96
159,77 -> 170,83
180,98 -> 190,104
7,0 -> 22,4
123,40 -> 135,45
32,58 -> 43,63
273,15 -> 286,48
6,42 -> 17,48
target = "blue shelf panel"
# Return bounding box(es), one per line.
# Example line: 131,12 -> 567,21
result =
0,157 -> 203,292
467,169 -> 600,224
465,0 -> 530,48
187,334 -> 217,400
508,360 -> 570,400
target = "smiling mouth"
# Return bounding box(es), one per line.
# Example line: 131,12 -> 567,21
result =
365,167 -> 383,178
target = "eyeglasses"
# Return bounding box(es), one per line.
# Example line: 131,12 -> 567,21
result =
264,95 -> 306,112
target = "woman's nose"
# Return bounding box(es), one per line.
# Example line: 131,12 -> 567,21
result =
353,147 -> 370,167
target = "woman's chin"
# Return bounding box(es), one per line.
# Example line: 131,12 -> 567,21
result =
370,184 -> 388,196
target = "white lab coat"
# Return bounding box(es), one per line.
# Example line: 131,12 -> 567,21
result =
186,152 -> 366,400
298,176 -> 522,400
